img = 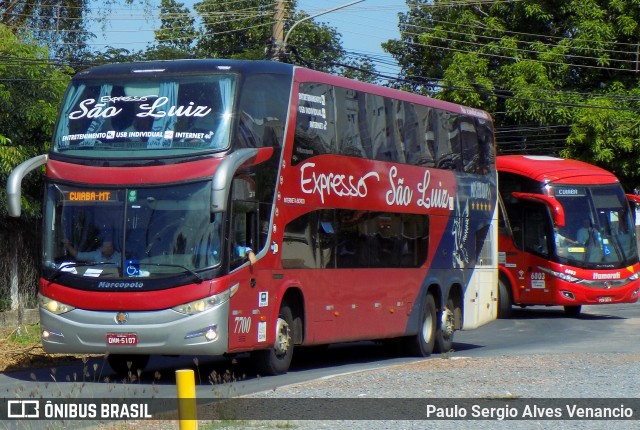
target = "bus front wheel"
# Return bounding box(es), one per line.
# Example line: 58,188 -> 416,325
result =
564,305 -> 582,317
498,279 -> 512,318
404,293 -> 436,357
253,303 -> 294,375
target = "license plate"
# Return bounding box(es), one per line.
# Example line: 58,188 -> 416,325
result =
598,297 -> 613,303
106,333 -> 138,346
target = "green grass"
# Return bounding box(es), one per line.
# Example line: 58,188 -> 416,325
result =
7,323 -> 41,346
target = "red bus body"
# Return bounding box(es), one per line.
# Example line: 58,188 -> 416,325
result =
8,60 -> 498,374
497,155 -> 640,316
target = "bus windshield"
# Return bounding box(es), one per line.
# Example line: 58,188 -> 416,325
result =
552,185 -> 638,268
53,74 -> 237,157
43,181 -> 222,280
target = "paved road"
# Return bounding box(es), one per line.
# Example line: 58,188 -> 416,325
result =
2,303 -> 638,396
0,303 -> 638,427
454,303 -> 640,357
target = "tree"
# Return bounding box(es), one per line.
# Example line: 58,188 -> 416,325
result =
192,0 -> 374,76
1,0 -> 94,62
384,0 -> 640,187
146,0 -> 199,59
0,25 -> 70,217
0,24 -> 71,314
194,0 -> 284,60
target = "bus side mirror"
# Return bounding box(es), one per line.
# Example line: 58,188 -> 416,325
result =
210,149 -> 259,213
626,193 -> 640,206
511,191 -> 566,227
6,154 -> 48,217
210,147 -> 274,214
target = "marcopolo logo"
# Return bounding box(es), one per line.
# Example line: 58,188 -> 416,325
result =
97,281 -> 144,289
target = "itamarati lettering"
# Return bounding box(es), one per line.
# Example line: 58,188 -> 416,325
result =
593,272 -> 621,280
98,281 -> 144,289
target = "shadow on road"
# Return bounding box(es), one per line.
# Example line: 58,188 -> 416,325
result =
507,306 -> 626,321
4,340 -> 436,387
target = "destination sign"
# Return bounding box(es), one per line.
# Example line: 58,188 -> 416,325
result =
64,191 -> 116,202
553,187 -> 586,197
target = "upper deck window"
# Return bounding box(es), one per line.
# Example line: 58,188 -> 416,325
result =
53,74 -> 237,158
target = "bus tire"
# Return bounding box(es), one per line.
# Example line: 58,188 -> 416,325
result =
404,293 -> 436,357
434,297 -> 455,353
253,302 -> 294,375
107,354 -> 150,378
564,305 -> 581,317
498,279 -> 512,318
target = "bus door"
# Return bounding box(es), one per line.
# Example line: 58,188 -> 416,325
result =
226,177 -> 265,353
520,203 -> 555,303
499,198 -> 552,304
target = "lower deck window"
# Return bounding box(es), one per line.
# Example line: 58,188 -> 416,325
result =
282,210 -> 429,269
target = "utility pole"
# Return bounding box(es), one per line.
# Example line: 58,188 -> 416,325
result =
271,0 -> 285,60
271,0 -> 365,62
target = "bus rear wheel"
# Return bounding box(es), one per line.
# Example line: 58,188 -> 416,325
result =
403,293 -> 436,357
107,354 -> 150,379
253,303 -> 294,375
435,298 -> 455,353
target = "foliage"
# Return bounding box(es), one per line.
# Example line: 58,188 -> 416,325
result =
2,0 -> 92,61
151,0 -> 199,54
0,24 -> 71,220
141,0 -> 372,78
384,0 -> 640,188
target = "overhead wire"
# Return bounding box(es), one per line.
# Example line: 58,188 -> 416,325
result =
4,0 -> 640,154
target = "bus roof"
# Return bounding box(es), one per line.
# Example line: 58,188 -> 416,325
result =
72,59 -> 492,121
496,155 -> 619,185
293,67 -> 492,120
73,59 -> 295,80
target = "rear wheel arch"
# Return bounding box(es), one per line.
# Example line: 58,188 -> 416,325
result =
251,286 -> 304,376
280,287 -> 305,345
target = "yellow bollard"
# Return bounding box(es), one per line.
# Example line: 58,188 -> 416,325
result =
175,369 -> 197,430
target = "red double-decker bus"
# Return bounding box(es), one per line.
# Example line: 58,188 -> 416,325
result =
497,155 -> 640,317
7,60 -> 498,375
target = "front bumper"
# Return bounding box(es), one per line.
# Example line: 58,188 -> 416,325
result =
39,300 -> 229,356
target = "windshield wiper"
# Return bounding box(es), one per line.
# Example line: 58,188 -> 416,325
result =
137,262 -> 204,284
47,261 -> 117,281
47,261 -> 204,284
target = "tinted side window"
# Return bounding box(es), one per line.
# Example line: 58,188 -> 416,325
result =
292,83 -> 336,165
524,204 -> 551,257
281,210 -> 429,269
236,73 -> 289,149
460,116 -> 479,173
333,87 -> 363,158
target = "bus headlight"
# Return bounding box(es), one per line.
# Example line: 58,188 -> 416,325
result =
38,293 -> 75,315
538,267 -> 580,283
172,291 -> 229,315
173,284 -> 239,315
